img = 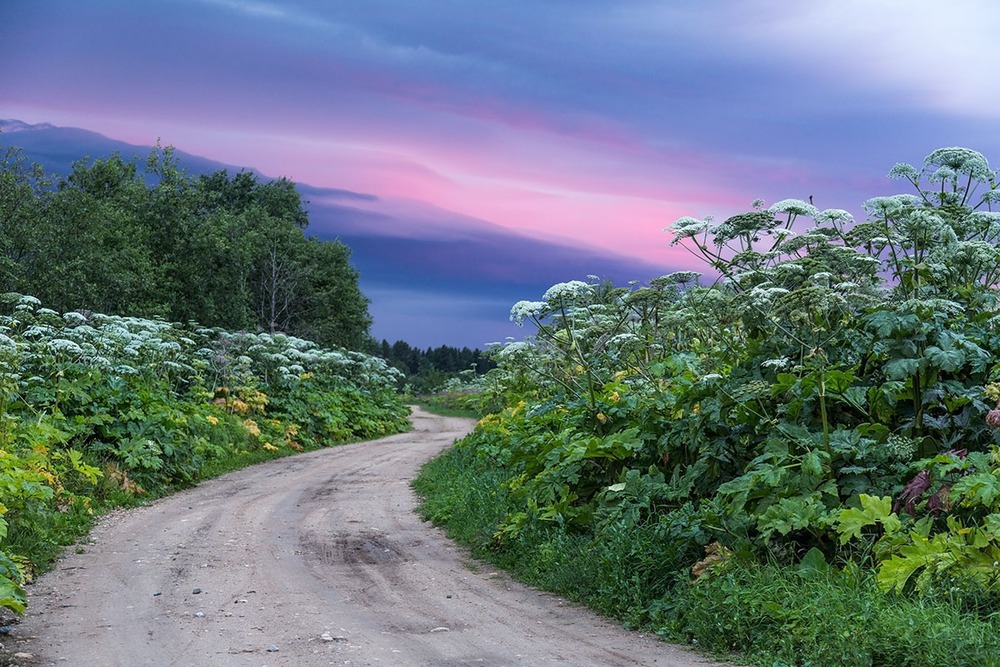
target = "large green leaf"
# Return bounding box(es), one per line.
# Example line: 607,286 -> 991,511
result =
836,494 -> 900,544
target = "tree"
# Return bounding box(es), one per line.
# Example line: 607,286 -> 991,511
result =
22,153 -> 164,315
0,146 -> 50,291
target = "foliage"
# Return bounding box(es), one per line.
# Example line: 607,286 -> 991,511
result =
670,558 -> 999,666
416,447 -> 1000,665
0,142 -> 372,350
415,146 -> 1000,662
374,338 -> 496,394
414,391 -> 483,419
0,292 -> 408,614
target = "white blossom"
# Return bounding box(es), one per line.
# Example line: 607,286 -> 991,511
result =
497,341 -> 534,360
769,199 -> 819,218
17,295 -> 41,308
749,286 -> 790,302
48,338 -> 83,356
924,147 -> 992,180
775,263 -> 804,273
928,166 -> 957,184
863,194 -> 921,216
608,333 -> 641,346
888,162 -> 919,180
509,300 -> 547,325
22,325 -> 53,338
814,208 -> 855,225
667,216 -> 711,241
63,311 -> 88,326
542,280 -> 592,302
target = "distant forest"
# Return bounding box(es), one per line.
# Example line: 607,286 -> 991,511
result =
375,339 -> 496,393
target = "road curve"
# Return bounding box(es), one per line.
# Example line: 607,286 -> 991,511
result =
9,407 -> 729,667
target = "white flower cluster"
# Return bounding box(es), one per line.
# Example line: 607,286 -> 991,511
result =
747,285 -> 790,307
775,263 -> 804,273
667,216 -> 712,242
0,292 -> 403,398
814,209 -> 854,226
928,166 -> 956,184
509,300 -> 547,326
761,357 -> 790,370
542,280 -> 593,303
923,147 -> 992,181
863,194 -> 921,217
47,338 -> 84,357
63,311 -> 88,326
768,199 -> 819,218
888,162 -> 919,181
209,329 -> 401,389
496,341 -> 534,361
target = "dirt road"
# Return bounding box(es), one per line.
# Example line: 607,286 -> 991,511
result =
8,407 -> 728,666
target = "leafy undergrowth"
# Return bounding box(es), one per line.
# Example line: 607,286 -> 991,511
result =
0,292 -> 410,614
415,443 -> 1000,666
417,147 -> 1000,666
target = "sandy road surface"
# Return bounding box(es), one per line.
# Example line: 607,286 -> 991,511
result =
8,407 -> 729,667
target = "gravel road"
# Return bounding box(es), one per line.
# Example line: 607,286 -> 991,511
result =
7,407 -> 730,666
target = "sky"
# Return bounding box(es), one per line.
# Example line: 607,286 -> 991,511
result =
4,1 -> 1000,348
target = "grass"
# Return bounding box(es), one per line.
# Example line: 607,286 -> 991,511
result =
412,391 -> 484,419
669,561 -> 1000,666
413,441 -> 1000,667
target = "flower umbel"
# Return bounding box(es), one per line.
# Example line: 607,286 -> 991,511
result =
509,301 -> 547,326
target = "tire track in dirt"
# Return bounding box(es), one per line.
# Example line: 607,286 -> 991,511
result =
7,407 -> 730,667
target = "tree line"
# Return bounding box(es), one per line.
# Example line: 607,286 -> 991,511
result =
0,142 -> 372,350
375,339 -> 496,393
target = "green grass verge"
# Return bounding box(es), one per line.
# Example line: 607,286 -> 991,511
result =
414,442 -> 1000,667
412,392 -> 483,419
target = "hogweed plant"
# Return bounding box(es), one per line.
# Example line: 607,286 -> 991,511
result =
471,147 -> 1000,610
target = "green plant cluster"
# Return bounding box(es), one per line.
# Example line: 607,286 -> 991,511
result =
0,292 -> 409,614
416,147 -> 1000,663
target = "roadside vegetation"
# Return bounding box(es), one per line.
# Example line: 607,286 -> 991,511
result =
413,390 -> 484,419
0,141 -> 411,616
415,147 -> 1000,665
